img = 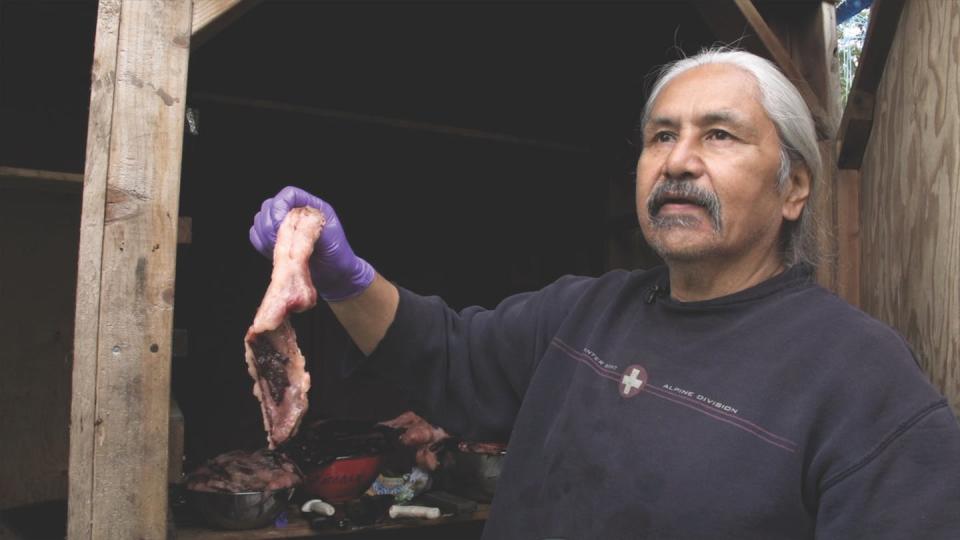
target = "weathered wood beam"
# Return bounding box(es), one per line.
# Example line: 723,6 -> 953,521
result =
0,165 -> 83,184
68,0 -> 192,538
190,91 -> 592,153
192,0 -> 262,49
693,0 -> 832,139
68,0 -> 122,534
836,168 -> 860,305
836,0 -> 907,169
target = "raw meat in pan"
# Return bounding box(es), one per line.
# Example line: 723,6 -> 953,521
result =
186,449 -> 302,493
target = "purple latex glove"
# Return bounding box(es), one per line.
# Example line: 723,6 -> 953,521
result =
249,186 -> 375,302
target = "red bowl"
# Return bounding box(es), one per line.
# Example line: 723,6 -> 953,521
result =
301,454 -> 384,502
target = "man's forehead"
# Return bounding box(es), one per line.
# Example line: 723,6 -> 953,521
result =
648,108 -> 751,128
648,64 -> 767,125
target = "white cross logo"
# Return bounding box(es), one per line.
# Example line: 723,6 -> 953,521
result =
621,366 -> 645,397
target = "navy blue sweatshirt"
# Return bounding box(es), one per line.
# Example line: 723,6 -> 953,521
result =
355,265 -> 960,539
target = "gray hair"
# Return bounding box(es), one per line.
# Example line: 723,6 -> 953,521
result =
639,48 -> 822,268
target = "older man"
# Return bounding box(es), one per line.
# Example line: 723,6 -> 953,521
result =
250,49 -> 960,538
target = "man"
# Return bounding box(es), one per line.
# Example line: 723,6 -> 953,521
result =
249,49 -> 960,538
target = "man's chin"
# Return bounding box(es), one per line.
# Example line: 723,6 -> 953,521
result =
652,245 -> 714,263
645,231 -> 720,263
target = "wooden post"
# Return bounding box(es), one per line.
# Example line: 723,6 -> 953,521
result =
68,0 -> 192,538
835,168 -> 860,306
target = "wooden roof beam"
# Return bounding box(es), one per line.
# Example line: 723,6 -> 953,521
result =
693,0 -> 832,140
191,0 -> 263,49
189,91 -> 592,154
0,165 -> 83,184
836,0 -> 907,169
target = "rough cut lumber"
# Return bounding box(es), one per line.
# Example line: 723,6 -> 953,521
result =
859,0 -> 960,416
68,0 -> 123,535
192,0 -> 263,49
189,92 -> 591,153
68,0 -> 192,538
0,166 -> 83,184
0,166 -> 84,194
835,168 -> 860,306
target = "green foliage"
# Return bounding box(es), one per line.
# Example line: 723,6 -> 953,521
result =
838,8 -> 871,106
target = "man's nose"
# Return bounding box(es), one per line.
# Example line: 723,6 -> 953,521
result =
663,135 -> 705,181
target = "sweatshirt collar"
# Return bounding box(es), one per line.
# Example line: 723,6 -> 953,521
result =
649,263 -> 815,309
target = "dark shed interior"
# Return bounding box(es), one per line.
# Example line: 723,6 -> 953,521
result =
0,0 -> 749,522
174,1 -> 710,464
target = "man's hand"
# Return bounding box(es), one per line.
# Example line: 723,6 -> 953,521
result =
250,186 -> 375,301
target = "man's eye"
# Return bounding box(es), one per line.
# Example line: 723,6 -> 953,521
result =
650,131 -> 675,143
708,129 -> 734,141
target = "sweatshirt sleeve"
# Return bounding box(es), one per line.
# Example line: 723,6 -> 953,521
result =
814,401 -> 960,539
351,275 -> 595,442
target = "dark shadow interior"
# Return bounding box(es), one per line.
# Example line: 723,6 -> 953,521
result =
1,0 -> 716,468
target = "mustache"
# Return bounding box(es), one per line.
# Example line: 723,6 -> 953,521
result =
646,181 -> 722,231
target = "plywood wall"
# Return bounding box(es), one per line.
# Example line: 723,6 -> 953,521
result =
0,184 -> 80,509
860,0 -> 960,414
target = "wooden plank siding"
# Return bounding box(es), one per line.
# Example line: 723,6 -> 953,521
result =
0,186 -> 80,509
67,0 -> 192,538
859,0 -> 960,415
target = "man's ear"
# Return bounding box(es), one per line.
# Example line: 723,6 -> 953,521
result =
782,164 -> 811,221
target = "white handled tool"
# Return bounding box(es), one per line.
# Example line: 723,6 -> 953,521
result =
388,505 -> 441,519
301,499 -> 335,517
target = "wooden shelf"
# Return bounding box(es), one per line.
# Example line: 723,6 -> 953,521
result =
176,504 -> 489,539
0,165 -> 83,192
0,165 -> 193,245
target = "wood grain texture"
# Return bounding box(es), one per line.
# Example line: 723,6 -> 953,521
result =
192,0 -> 244,34
860,0 -> 960,414
68,0 -> 122,536
0,166 -> 83,194
0,166 -> 83,184
69,0 -> 192,538
836,168 -> 860,305
191,0 -> 262,49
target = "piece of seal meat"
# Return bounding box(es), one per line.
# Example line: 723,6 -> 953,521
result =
244,207 -> 325,448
